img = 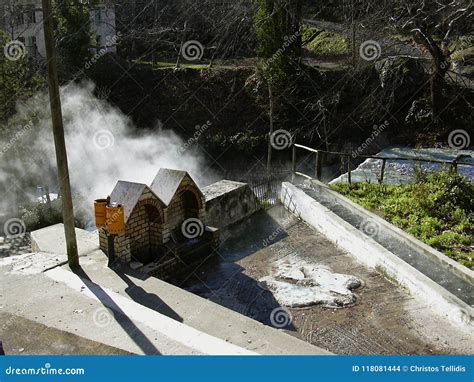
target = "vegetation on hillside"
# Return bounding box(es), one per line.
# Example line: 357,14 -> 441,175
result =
302,27 -> 348,56
331,172 -> 474,269
0,32 -> 44,122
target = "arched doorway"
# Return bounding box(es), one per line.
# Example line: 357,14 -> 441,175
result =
145,204 -> 163,261
182,189 -> 200,218
130,202 -> 163,264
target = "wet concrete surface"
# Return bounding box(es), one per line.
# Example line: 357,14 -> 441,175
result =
181,205 -> 472,354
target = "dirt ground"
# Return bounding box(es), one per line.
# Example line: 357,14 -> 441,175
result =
181,206 -> 472,355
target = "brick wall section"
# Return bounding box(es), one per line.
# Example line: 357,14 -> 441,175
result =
163,175 -> 206,241
125,187 -> 166,263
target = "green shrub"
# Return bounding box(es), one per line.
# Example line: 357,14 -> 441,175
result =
303,27 -> 348,56
332,171 -> 473,269
21,196 -> 89,231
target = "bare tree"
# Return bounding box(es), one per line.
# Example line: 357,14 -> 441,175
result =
115,0 -> 256,64
389,0 -> 472,122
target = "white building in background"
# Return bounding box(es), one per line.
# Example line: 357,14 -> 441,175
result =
1,0 -> 117,59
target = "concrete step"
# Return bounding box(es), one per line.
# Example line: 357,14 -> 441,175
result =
69,250 -> 330,355
44,266 -> 255,355
2,222 -> 329,355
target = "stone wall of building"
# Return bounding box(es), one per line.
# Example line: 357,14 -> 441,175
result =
100,175 -> 219,269
165,175 -> 206,241
203,180 -> 260,229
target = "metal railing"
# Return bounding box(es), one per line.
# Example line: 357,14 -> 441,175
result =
291,143 -> 473,185
249,174 -> 284,209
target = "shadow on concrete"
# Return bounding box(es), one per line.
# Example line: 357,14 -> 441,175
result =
73,267 -> 162,355
179,207 -> 298,331
180,259 -> 296,331
113,269 -> 183,323
218,208 -> 293,263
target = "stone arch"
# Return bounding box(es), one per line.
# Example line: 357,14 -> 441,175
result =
128,199 -> 165,264
137,199 -> 165,224
180,186 -> 203,219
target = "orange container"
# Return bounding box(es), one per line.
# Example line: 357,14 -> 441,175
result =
94,199 -> 108,229
106,204 -> 125,235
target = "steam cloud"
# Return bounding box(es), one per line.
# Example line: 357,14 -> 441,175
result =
0,81 -> 213,226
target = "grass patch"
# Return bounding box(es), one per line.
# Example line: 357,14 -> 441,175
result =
331,171 -> 473,269
132,60 -> 210,70
303,27 -> 348,56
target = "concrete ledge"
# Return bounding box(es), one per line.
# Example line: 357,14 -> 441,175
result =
31,224 -> 99,257
306,179 -> 474,284
203,180 -> 260,228
281,182 -> 473,333
75,250 -> 331,355
45,267 -> 255,355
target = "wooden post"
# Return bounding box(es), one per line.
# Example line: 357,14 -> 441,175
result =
347,155 -> 352,185
379,159 -> 386,184
315,151 -> 323,181
42,0 -> 79,268
451,160 -> 458,174
107,234 -> 116,268
291,145 -> 296,183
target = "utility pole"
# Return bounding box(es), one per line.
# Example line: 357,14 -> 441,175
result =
42,0 -> 79,268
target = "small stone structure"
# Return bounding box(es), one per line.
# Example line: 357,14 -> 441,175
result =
99,168 -> 219,279
202,180 -> 260,228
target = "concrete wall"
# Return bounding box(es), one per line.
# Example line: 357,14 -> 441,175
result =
90,6 -> 117,53
203,180 -> 260,229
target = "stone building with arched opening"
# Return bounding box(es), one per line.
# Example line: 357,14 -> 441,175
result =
99,168 -> 218,277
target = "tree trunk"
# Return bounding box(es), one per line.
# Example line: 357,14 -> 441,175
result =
430,50 -> 448,123
267,82 -> 274,173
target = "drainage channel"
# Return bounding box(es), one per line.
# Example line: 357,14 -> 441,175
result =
299,183 -> 474,306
